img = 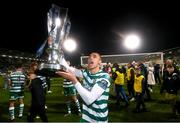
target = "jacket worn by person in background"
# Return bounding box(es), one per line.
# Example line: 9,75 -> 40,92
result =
126,67 -> 135,84
134,74 -> 146,95
113,71 -> 125,85
29,78 -> 45,107
161,70 -> 180,95
139,63 -> 148,80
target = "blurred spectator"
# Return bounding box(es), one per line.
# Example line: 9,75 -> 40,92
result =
138,61 -> 151,100
8,62 -> 26,121
112,63 -> 129,107
147,63 -> 156,92
27,62 -> 48,122
160,60 -> 180,118
154,64 -> 161,84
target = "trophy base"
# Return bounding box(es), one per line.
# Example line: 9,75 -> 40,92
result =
36,63 -> 67,77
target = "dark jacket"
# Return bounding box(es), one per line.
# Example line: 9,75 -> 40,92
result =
161,70 -> 180,94
29,78 -> 45,107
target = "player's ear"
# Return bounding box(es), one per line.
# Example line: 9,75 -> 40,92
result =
99,60 -> 102,65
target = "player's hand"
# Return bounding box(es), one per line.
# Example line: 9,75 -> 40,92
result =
59,57 -> 69,70
56,71 -> 78,84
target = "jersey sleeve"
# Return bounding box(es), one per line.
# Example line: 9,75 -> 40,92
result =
96,73 -> 111,90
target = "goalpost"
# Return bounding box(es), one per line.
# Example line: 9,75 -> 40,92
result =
80,52 -> 164,74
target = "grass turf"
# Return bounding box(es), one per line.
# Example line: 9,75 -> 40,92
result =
0,76 -> 180,122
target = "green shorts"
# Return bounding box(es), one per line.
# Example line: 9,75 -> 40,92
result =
9,92 -> 24,100
64,86 -> 77,96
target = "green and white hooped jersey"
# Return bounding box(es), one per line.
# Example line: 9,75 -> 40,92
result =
63,78 -> 74,88
9,70 -> 26,93
81,69 -> 111,123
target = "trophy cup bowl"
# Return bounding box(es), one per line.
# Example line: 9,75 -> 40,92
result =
37,4 -> 70,77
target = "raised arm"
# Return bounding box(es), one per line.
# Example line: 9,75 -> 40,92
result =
60,57 -> 83,78
56,71 -> 109,105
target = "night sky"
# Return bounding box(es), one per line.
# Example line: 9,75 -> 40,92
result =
1,0 -> 180,65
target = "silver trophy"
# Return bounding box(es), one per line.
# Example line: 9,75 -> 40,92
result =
37,4 -> 71,75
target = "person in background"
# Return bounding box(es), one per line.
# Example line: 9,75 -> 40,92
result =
147,62 -> 156,93
27,62 -> 48,122
8,62 -> 26,121
112,63 -> 129,107
138,61 -> 151,101
63,61 -> 81,117
30,62 -> 48,109
160,59 -> 180,118
133,66 -> 148,113
154,63 -> 161,84
126,62 -> 135,101
104,62 -> 112,76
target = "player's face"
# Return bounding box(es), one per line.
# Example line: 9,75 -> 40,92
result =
167,65 -> 174,74
127,63 -> 130,68
135,69 -> 141,75
33,65 -> 38,70
87,53 -> 101,70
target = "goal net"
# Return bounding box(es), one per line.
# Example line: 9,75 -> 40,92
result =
80,52 -> 164,67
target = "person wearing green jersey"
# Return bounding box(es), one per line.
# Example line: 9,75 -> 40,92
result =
8,62 -> 26,121
56,52 -> 111,122
63,61 -> 81,117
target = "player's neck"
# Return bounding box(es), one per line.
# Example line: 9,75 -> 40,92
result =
89,67 -> 100,74
17,68 -> 22,71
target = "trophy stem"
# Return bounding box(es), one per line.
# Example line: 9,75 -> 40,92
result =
37,4 -> 69,77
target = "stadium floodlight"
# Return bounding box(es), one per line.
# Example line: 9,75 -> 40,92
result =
63,38 -> 77,52
2,55 -> 6,57
124,34 -> 140,50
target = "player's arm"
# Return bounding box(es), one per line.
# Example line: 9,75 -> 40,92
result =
60,57 -> 83,78
74,81 -> 108,105
112,72 -> 117,81
56,71 -> 109,105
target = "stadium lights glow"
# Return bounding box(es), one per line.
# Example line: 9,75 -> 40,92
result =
0,54 -> 44,61
63,38 -> 77,52
2,55 -> 6,57
124,34 -> 140,50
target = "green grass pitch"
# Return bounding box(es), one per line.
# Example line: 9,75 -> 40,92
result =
0,76 -> 180,122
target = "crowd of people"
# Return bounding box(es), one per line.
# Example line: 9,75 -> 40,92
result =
0,52 -> 180,122
103,59 -> 180,118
